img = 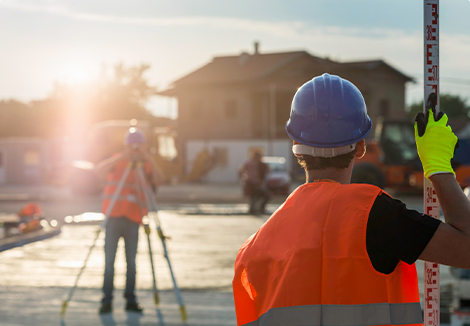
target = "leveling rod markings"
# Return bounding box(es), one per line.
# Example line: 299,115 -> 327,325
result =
424,1 -> 440,326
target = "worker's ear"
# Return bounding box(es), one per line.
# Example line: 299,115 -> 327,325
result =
355,140 -> 366,159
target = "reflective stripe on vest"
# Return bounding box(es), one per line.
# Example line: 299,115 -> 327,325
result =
242,302 -> 422,326
103,194 -> 145,207
105,180 -> 141,191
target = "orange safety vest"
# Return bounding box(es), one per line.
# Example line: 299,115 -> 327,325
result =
102,159 -> 151,224
233,182 -> 422,326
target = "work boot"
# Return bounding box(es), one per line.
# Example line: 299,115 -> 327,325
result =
125,301 -> 143,313
99,302 -> 112,314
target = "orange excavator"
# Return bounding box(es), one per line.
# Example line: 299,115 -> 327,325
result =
351,118 -> 470,192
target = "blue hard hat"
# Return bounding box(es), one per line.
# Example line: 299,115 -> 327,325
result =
286,73 -> 372,148
125,128 -> 146,145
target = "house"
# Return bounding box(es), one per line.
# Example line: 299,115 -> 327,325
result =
159,43 -> 413,183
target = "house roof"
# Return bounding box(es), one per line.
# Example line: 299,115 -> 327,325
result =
176,51 -> 322,84
158,50 -> 413,95
340,59 -> 414,82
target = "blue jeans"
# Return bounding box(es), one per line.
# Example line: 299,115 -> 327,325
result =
102,217 -> 140,304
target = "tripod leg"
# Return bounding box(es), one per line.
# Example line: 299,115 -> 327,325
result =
144,224 -> 166,325
136,166 -> 188,323
146,225 -> 160,304
61,163 -> 133,318
61,228 -> 101,318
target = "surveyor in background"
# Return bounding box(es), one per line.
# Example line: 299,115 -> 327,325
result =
238,151 -> 270,214
95,127 -> 164,314
233,73 -> 470,325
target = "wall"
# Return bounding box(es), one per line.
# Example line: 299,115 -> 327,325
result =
178,85 -> 254,140
0,138 -> 51,185
186,139 -> 293,183
340,66 -> 408,123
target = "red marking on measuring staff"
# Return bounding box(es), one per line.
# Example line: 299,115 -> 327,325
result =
431,3 -> 438,24
426,45 -> 433,64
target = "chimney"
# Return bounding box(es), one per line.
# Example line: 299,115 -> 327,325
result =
254,41 -> 260,55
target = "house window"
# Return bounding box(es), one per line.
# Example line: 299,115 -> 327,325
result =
157,135 -> 177,160
379,99 -> 390,117
225,100 -> 237,118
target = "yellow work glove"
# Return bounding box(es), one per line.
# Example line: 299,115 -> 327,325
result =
414,109 -> 459,179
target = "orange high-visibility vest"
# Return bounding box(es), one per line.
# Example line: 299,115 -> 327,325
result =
233,182 -> 422,326
102,159 -> 151,224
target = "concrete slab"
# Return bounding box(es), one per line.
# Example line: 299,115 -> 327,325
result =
0,286 -> 236,326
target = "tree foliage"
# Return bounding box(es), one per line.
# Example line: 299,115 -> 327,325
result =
407,93 -> 470,118
0,63 -> 159,138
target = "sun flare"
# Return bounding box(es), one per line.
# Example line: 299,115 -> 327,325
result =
65,66 -> 93,84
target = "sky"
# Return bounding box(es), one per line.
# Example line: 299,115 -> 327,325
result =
1,0 -> 470,118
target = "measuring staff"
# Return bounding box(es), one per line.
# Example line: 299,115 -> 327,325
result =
423,1 -> 441,325
232,72 -> 468,326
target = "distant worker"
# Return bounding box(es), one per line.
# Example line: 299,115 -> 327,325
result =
238,151 -> 270,215
233,73 -> 470,325
95,127 -> 164,314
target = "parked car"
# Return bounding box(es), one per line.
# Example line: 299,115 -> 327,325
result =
262,156 -> 291,196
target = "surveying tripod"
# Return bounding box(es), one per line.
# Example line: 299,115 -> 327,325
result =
60,160 -> 187,323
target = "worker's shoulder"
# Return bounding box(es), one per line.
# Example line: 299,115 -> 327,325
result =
330,183 -> 384,204
236,233 -> 257,257
344,182 -> 384,193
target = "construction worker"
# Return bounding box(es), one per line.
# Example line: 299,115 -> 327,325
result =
95,127 -> 164,314
238,151 -> 270,214
233,73 -> 470,325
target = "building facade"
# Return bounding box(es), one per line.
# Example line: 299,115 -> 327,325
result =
0,138 -> 53,185
159,45 -> 413,183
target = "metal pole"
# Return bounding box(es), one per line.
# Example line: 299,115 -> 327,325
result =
136,166 -> 188,323
135,164 -> 161,308
142,224 -> 166,325
424,1 -> 440,325
136,173 -> 166,325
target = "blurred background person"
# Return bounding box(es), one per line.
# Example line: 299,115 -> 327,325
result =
95,127 -> 164,314
238,151 -> 270,215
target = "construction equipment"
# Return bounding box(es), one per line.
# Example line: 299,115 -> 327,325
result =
351,118 -> 424,191
60,160 -> 187,324
351,117 -> 470,192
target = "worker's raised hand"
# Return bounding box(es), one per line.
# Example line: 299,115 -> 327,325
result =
414,109 -> 458,179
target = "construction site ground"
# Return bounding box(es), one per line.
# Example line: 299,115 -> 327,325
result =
0,182 -> 453,325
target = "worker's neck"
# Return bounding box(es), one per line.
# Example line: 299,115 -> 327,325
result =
306,163 -> 353,185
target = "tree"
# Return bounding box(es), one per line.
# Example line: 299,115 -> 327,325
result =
0,100 -> 37,137
36,63 -> 158,139
0,63 -> 160,139
407,93 -> 470,118
50,62 -> 157,123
